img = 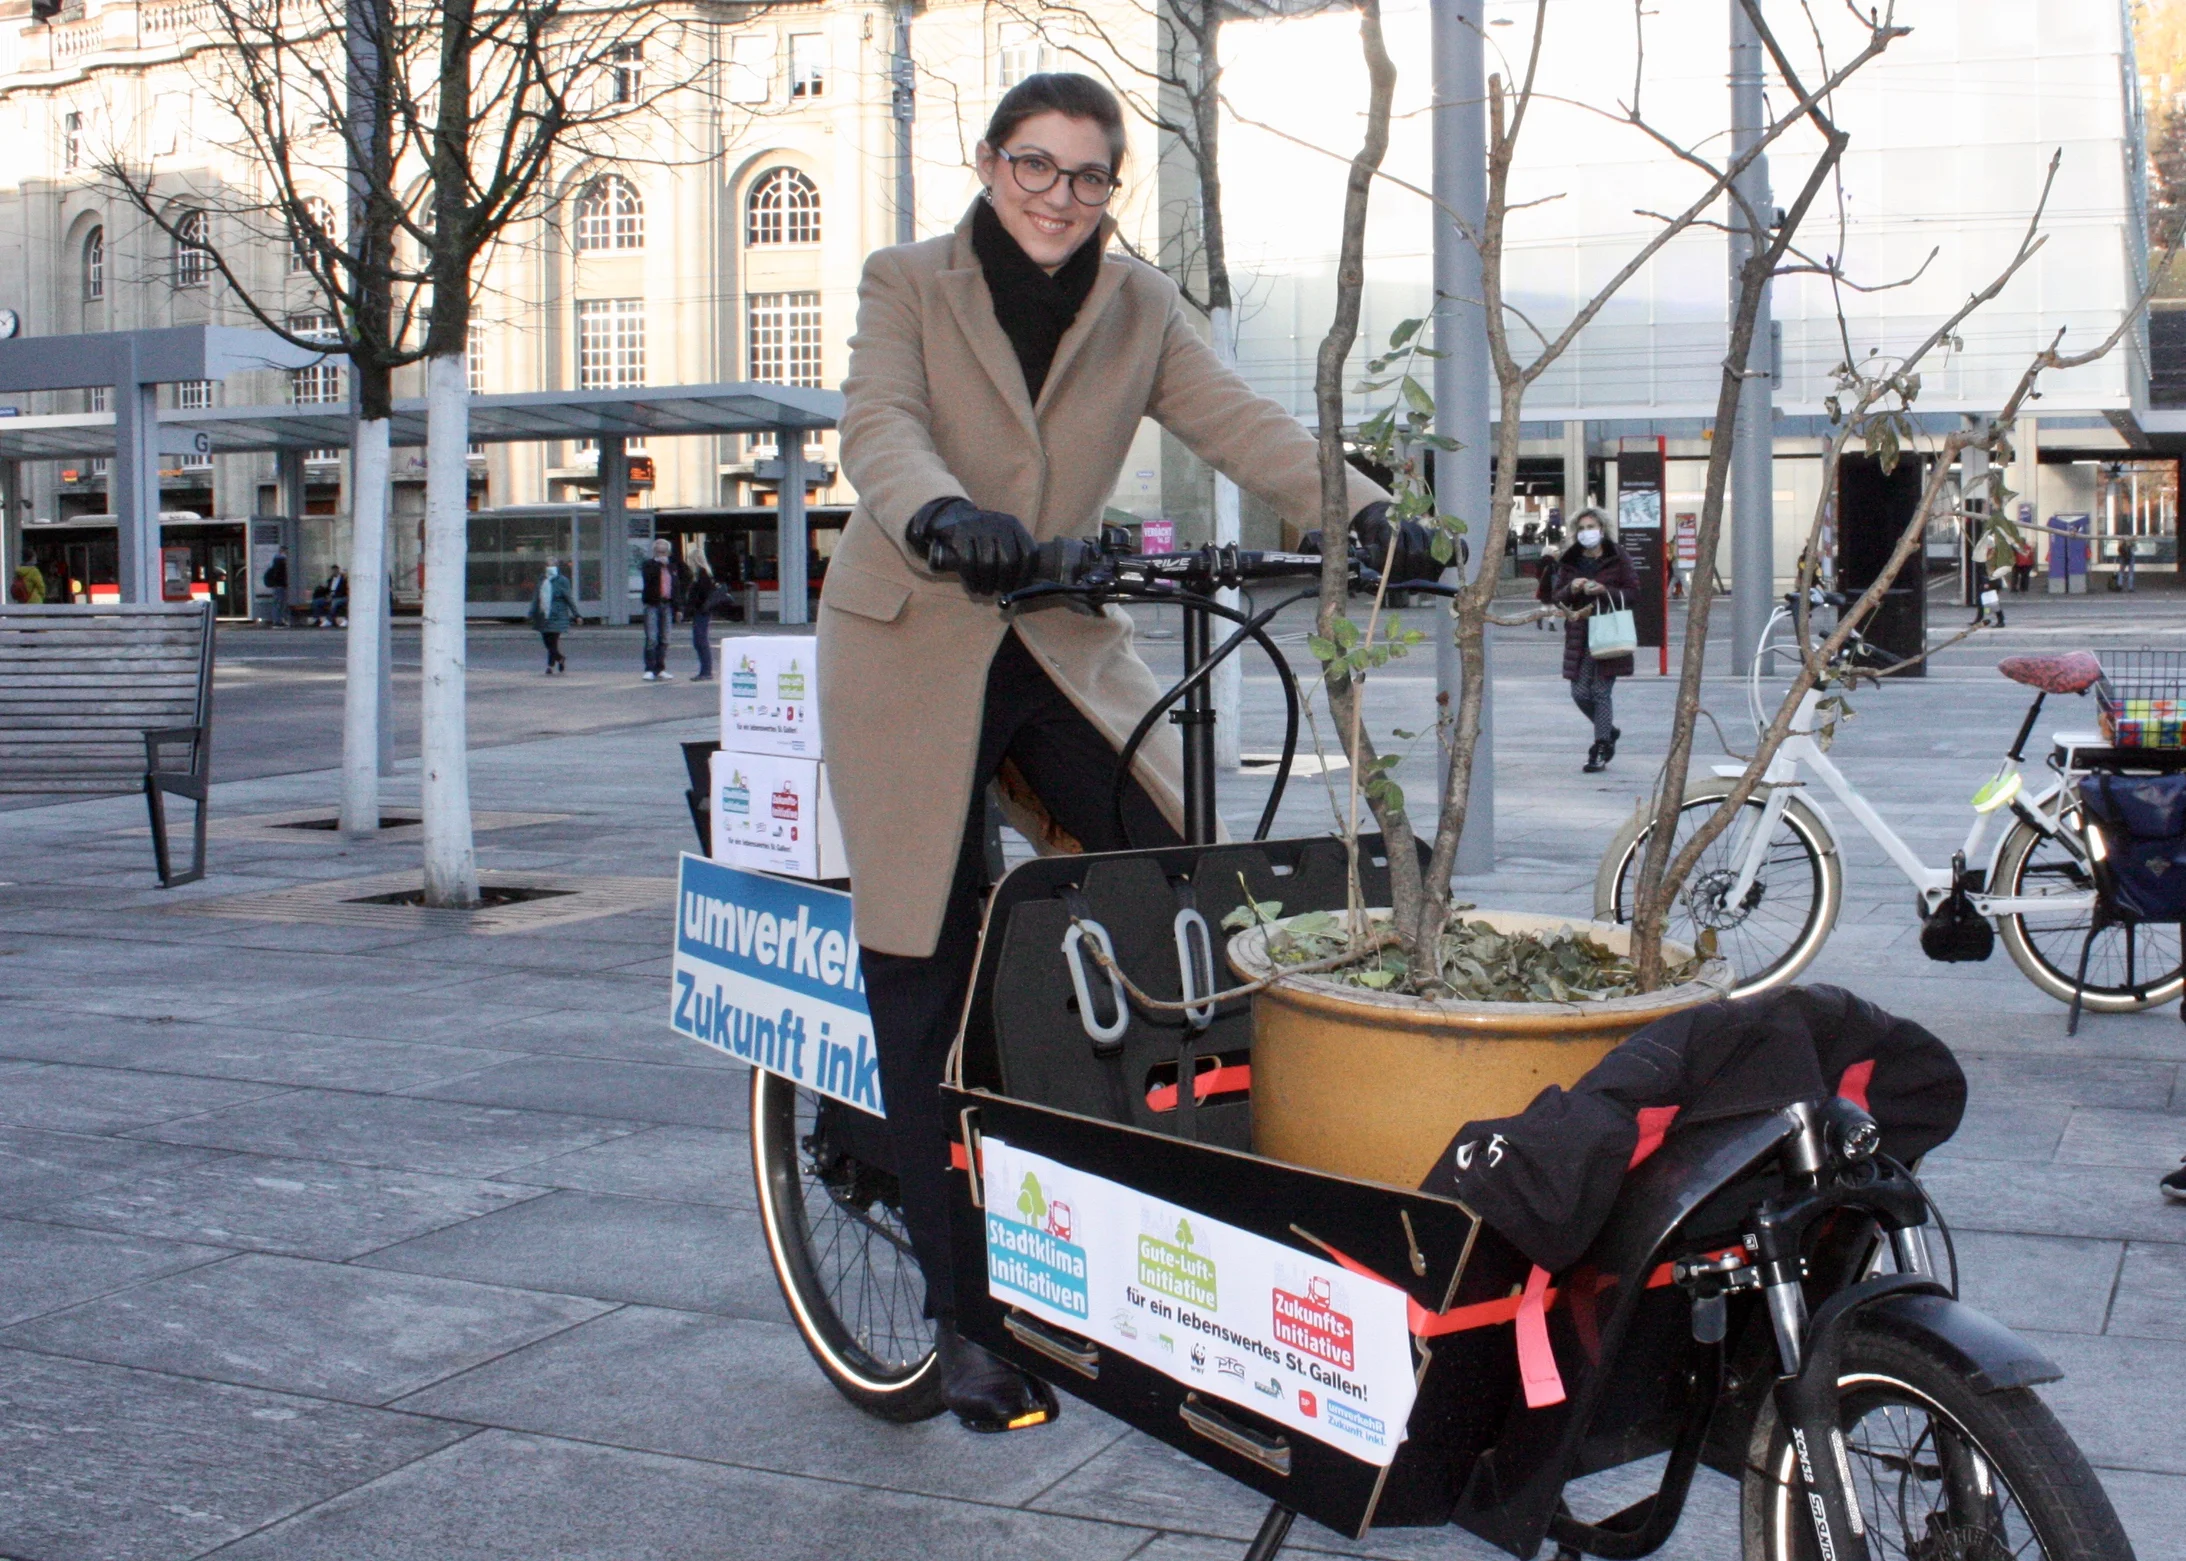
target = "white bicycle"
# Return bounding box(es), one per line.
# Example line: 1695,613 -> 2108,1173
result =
1595,598 -> 2185,1010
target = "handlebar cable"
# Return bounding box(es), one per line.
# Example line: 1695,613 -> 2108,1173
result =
1877,1152 -> 1959,1299
1109,587 -> 1311,848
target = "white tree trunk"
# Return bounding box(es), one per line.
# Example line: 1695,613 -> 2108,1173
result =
1211,304 -> 1244,772
341,416 -> 390,836
419,352 -> 478,906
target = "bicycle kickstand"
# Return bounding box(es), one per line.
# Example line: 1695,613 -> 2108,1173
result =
1241,1502 -> 1294,1561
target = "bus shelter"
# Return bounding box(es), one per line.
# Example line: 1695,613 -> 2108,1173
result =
0,364 -> 841,625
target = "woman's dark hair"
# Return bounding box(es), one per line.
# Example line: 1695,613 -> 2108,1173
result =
982,72 -> 1127,171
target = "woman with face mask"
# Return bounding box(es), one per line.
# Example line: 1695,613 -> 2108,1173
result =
1550,508 -> 1640,772
820,72 -> 1389,1436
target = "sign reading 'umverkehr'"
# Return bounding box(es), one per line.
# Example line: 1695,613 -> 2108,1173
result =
669,853 -> 883,1116
981,1137 -> 1417,1465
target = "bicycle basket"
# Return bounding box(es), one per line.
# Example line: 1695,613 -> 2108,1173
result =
2096,649 -> 2186,749
2078,771 -> 2186,923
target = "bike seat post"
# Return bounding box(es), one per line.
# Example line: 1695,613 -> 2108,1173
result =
1174,600 -> 1220,845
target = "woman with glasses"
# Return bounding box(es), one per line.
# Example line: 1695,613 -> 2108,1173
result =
817,72 -> 1388,1436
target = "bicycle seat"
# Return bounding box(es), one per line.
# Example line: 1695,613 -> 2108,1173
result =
1998,651 -> 2102,695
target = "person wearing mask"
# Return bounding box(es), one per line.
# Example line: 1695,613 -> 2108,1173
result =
638,537 -> 686,680
819,71 -> 1389,1436
528,561 -> 575,673
1549,507 -> 1639,773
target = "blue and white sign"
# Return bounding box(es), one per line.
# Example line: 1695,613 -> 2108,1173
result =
669,852 -> 883,1117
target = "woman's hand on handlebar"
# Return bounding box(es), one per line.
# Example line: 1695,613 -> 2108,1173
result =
906,497 -> 1040,595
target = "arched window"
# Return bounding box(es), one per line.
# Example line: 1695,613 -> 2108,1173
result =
174,209 -> 210,286
83,226 -> 104,300
745,167 -> 819,246
291,196 -> 335,273
574,174 -> 643,251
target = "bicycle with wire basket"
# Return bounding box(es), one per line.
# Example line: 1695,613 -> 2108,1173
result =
1596,596 -> 2186,1014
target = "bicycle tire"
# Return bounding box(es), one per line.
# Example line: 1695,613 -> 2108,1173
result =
1741,1325 -> 2135,1561
750,1068 -> 945,1422
1595,782 -> 1841,999
1993,818 -> 2184,1013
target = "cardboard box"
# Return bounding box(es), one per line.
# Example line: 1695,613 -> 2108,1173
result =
710,748 -> 848,881
720,636 -> 822,757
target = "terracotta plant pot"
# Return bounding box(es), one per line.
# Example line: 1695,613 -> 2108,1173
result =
1227,909 -> 1726,1188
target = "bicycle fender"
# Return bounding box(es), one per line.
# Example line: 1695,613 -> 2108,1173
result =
1850,1286 -> 2063,1393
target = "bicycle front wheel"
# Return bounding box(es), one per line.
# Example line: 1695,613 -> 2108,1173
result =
750,1069 -> 944,1421
1994,818 -> 2184,1012
1596,782 -> 1841,998
1742,1325 -> 2135,1561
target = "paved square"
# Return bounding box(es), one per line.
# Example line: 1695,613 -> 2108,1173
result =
2,607 -> 2182,1560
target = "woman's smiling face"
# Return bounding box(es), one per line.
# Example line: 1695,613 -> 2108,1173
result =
976,111 -> 1115,271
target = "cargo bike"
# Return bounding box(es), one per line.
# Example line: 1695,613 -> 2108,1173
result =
738,538 -> 2134,1561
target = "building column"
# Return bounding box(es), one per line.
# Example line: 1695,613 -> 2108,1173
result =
1,458 -> 19,583
599,436 -> 630,624
777,428 -> 808,627
1561,421 -> 1588,518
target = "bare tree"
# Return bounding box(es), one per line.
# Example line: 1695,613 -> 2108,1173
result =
96,0 -> 709,900
1289,0 -> 1906,988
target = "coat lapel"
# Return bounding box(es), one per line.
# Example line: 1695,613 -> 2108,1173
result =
1035,252 -> 1129,420
936,216 -> 1039,442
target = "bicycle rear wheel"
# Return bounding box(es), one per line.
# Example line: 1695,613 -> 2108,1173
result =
1596,782 -> 1841,998
750,1069 -> 944,1421
1994,818 -> 2184,1012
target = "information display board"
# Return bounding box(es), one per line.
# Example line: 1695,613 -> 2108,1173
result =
1615,443 -> 1668,662
668,852 -> 883,1116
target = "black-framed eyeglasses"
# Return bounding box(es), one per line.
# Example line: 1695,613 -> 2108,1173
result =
994,146 -> 1119,207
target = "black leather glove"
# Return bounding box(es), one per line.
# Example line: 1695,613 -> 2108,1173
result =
906,497 -> 1039,596
1350,501 -> 1442,585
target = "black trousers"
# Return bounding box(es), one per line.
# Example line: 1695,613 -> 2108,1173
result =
861,630 -> 1178,1321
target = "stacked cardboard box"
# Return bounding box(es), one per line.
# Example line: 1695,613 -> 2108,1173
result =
710,637 -> 848,880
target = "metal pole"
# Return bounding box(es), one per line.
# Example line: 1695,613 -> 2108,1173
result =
1434,0 -> 1493,874
777,426 -> 809,625
112,357 -> 162,605
892,1 -> 915,245
1728,0 -> 1775,673
600,435 -> 630,626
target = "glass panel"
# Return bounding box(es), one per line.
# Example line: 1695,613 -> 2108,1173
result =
465,511 -> 570,603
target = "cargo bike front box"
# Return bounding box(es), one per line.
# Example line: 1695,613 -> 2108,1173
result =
939,835 -> 1749,1554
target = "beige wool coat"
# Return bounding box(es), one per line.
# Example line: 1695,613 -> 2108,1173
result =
818,206 -> 1383,957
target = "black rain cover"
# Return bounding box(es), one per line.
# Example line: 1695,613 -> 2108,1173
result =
1418,985 -> 1966,1273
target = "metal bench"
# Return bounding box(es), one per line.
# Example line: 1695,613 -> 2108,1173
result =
0,602 -> 216,886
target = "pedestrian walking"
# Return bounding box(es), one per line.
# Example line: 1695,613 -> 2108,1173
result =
2012,538 -> 2035,593
1548,508 -> 1639,773
528,562 -> 575,673
686,564 -> 736,681
638,537 -> 686,681
261,545 -> 289,627
10,562 -> 43,603
2121,538 -> 2138,593
1532,515 -> 1565,630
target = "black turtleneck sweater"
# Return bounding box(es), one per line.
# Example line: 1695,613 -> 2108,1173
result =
970,197 -> 1102,403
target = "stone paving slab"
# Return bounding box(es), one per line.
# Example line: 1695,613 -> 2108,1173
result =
16,1152 -> 552,1259
0,1128 -> 228,1217
0,1065 -> 292,1138
1946,1229 -> 2124,1335
0,1019 -> 528,1093
0,1350 -> 473,1561
355,1190 -> 789,1317
396,1307 -> 1131,1505
403,1054 -> 753,1130
0,1218 -> 230,1328
210,1430 -> 1155,1561
0,1253 -> 613,1405
129,1089 -> 647,1177
491,1124 -> 757,1209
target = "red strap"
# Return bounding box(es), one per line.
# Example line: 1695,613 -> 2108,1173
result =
1516,1265 -> 1568,1408
1145,1062 -> 1254,1113
948,1141 -> 969,1173
1628,1105 -> 1680,1168
1836,1058 -> 1875,1112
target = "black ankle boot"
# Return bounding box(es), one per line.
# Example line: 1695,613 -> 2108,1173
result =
1583,741 -> 1609,774
937,1324 -> 1059,1433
